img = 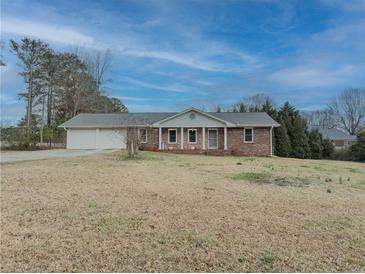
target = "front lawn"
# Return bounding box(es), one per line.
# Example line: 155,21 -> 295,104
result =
1,151 -> 364,272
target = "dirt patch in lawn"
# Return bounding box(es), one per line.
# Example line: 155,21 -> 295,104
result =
231,172 -> 311,187
1,151 -> 365,272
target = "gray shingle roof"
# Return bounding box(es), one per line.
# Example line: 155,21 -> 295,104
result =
60,111 -> 279,128
310,126 -> 357,141
207,112 -> 278,126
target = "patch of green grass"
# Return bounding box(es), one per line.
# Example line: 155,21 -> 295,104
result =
332,216 -> 353,228
313,165 -> 325,171
350,180 -> 365,190
347,257 -> 365,268
240,157 -> 256,162
263,164 -> 274,171
88,201 -> 98,208
346,167 -> 362,173
304,216 -> 353,231
257,250 -> 277,272
232,172 -> 311,187
112,151 -> 167,161
96,216 -> 145,234
232,172 -> 269,181
154,230 -> 217,250
237,257 -> 245,263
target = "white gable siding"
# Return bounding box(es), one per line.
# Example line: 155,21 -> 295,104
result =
159,110 -> 226,128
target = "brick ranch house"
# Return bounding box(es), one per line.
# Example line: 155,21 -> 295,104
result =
60,108 -> 280,156
310,125 -> 357,149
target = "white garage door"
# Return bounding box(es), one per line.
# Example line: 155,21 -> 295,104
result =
97,129 -> 126,149
67,128 -> 126,149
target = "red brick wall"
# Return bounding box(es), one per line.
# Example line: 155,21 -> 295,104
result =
227,127 -> 271,156
334,140 -> 345,146
139,128 -> 159,150
139,127 -> 272,156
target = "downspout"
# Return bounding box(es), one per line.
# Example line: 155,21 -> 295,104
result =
270,126 -> 273,157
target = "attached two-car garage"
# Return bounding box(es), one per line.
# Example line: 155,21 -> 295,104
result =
66,128 -> 126,149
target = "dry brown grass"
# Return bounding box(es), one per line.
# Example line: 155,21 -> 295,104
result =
1,151 -> 365,272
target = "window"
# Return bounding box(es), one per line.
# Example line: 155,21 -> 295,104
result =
244,128 -> 254,143
168,129 -> 177,143
188,129 -> 197,143
139,128 -> 147,143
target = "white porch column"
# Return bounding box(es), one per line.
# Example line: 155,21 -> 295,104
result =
224,127 -> 228,150
202,127 -> 206,149
180,128 -> 184,149
158,127 -> 162,150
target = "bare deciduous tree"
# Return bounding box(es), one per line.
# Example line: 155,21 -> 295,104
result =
126,127 -> 140,158
212,104 -> 222,112
76,48 -> 112,93
328,88 -> 365,135
231,93 -> 273,112
301,109 -> 336,128
246,94 -> 273,112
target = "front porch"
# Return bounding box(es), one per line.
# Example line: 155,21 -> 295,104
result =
158,127 -> 228,151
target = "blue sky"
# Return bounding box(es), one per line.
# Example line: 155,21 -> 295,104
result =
1,0 -> 365,123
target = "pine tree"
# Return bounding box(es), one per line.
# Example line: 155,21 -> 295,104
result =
278,102 -> 295,138
322,139 -> 335,159
351,131 -> 365,162
277,102 -> 312,159
261,99 -> 277,118
309,129 -> 323,159
10,38 -> 50,128
290,115 -> 311,158
274,117 -> 291,157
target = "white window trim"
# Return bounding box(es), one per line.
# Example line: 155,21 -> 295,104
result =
139,128 -> 147,144
244,127 -> 254,143
208,129 -> 218,149
188,128 -> 197,144
168,128 -> 177,144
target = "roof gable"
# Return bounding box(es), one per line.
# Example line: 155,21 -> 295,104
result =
152,108 -> 235,127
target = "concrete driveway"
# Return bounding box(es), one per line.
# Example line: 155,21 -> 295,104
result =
0,149 -> 114,163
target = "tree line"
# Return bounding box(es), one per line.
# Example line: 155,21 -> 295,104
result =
215,90 -> 365,161
6,37 -> 127,147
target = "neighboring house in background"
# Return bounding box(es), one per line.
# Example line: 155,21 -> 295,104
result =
311,125 -> 357,149
60,108 -> 280,156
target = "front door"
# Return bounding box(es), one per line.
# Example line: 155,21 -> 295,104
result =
208,129 -> 218,149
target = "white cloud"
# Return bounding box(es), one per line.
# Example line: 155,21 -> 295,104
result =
118,96 -> 150,101
2,17 -> 96,46
119,48 -> 223,72
120,76 -> 186,93
310,22 -> 365,44
268,65 -> 356,88
320,0 -> 365,12
0,93 -> 19,105
2,15 -> 258,73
